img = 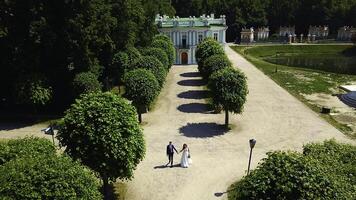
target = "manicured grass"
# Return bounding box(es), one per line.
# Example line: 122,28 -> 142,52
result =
232,45 -> 356,138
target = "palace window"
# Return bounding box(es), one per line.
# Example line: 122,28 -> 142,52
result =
198,34 -> 203,43
213,33 -> 218,41
182,35 -> 187,47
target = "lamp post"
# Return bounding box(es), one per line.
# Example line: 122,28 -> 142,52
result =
247,139 -> 256,175
41,126 -> 55,145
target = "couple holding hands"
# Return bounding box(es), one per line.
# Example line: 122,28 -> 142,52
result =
166,141 -> 192,168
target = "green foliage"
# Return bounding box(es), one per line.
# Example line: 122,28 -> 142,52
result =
131,55 -> 167,87
124,69 -> 160,110
228,140 -> 356,200
141,47 -> 170,70
202,54 -> 232,79
151,38 -> 175,66
0,137 -> 55,166
125,47 -> 142,67
110,51 -> 129,83
0,155 -> 102,199
196,38 -> 225,73
14,73 -> 52,107
208,67 -> 248,114
57,92 -> 145,182
72,72 -> 102,96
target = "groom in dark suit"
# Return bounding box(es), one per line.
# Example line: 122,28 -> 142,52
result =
166,141 -> 178,167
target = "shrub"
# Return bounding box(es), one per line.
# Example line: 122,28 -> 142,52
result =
111,51 -> 129,83
0,137 -> 55,165
208,68 -> 248,126
202,54 -> 232,79
130,55 -> 167,87
196,37 -> 225,73
14,73 -> 52,107
124,69 -> 160,122
72,72 -> 102,96
0,155 -> 102,199
57,92 -> 145,198
151,38 -> 175,66
125,47 -> 142,66
153,34 -> 172,45
228,151 -> 341,200
141,47 -> 170,70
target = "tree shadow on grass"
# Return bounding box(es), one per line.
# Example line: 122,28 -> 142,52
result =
179,123 -> 229,138
177,79 -> 206,87
177,103 -> 214,114
180,72 -> 201,78
177,90 -> 210,99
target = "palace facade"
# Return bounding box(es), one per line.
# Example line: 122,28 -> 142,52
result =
155,14 -> 227,65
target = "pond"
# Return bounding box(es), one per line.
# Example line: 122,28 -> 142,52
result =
263,54 -> 356,75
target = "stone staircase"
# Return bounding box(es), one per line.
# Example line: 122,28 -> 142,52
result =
339,92 -> 356,108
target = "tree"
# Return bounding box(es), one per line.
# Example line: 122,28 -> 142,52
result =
72,72 -> 102,97
140,47 -> 170,70
130,55 -> 167,87
110,51 -> 130,85
0,137 -> 55,165
14,73 -> 52,109
124,69 -> 160,122
208,68 -> 248,127
202,54 -> 232,79
151,38 -> 175,66
125,47 -> 142,66
0,155 -> 102,199
195,37 -> 225,73
57,92 -> 145,198
228,140 -> 356,200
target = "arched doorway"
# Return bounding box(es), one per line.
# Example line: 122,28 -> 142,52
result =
181,52 -> 188,64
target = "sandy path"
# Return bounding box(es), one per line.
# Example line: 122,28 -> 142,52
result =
124,45 -> 355,200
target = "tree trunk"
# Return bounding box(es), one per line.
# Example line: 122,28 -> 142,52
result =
225,110 -> 229,127
102,175 -> 109,200
138,112 -> 142,123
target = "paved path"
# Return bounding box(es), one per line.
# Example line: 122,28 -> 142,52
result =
124,46 -> 354,200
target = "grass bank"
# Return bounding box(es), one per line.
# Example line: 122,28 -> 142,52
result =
232,45 -> 356,138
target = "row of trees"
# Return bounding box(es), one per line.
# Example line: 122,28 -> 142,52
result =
0,137 -> 103,199
171,0 -> 356,41
228,140 -> 356,199
0,0 -> 175,113
196,38 -> 248,127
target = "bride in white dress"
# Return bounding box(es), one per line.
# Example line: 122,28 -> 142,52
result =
180,144 -> 190,168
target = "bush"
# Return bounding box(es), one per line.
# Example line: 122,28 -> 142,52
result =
151,38 -> 175,66
228,140 -> 356,200
0,155 -> 102,199
111,51 -> 129,83
196,37 -> 225,72
202,54 -> 232,79
72,72 -> 102,96
130,55 -> 167,87
125,47 -> 142,66
141,47 -> 170,70
57,92 -> 145,198
208,68 -> 248,126
0,137 -> 55,165
124,69 -> 160,122
14,73 -> 52,107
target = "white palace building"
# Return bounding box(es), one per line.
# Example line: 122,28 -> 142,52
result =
155,14 -> 227,65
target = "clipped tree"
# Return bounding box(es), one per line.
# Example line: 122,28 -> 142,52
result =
140,47 -> 170,70
72,72 -> 102,97
14,73 -> 52,108
125,47 -> 142,66
202,54 -> 232,79
124,69 -> 160,122
0,155 -> 102,199
208,68 -> 248,127
229,151 -> 341,200
0,137 -> 55,165
110,51 -> 129,84
151,38 -> 175,66
196,37 -> 225,73
57,92 -> 145,198
131,55 -> 167,87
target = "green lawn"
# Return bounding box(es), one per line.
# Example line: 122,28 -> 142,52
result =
232,45 -> 356,138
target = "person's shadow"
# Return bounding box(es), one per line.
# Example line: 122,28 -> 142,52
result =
153,164 -> 180,169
